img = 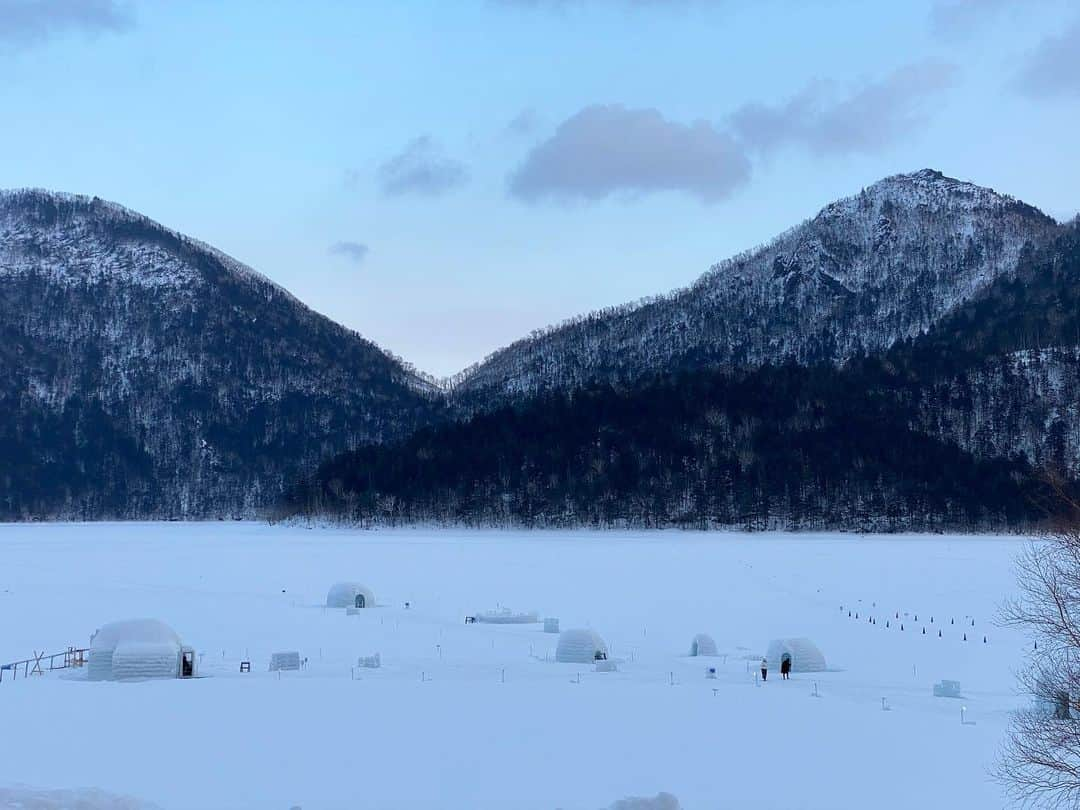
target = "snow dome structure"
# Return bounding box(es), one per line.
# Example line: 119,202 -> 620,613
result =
765,638 -> 826,673
87,619 -> 195,681
326,582 -> 375,609
689,633 -> 718,657
556,629 -> 608,664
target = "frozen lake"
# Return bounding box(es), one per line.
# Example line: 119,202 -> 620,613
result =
0,522 -> 1034,809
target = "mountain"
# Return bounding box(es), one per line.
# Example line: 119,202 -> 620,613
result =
3,172 -> 1074,527
285,223 -> 1080,531
0,190 -> 441,519
450,170 -> 1060,408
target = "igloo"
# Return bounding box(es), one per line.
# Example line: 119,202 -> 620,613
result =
689,633 -> 718,657
556,629 -> 608,664
765,637 -> 826,673
326,582 -> 375,609
88,619 -> 195,681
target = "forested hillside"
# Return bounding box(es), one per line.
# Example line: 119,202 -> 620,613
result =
0,190 -> 441,519
284,224 -> 1080,531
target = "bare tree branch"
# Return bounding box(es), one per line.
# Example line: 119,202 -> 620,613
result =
997,471 -> 1080,806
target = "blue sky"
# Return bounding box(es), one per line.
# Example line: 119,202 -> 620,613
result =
2,0 -> 1079,376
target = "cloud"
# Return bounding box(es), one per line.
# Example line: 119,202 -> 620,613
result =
328,241 -> 369,264
506,108 -> 540,137
928,0 -> 1011,38
342,169 -> 364,191
497,0 -> 721,8
729,62 -> 958,157
0,0 -> 134,45
1013,17 -> 1080,98
607,793 -> 681,810
508,104 -> 751,204
377,136 -> 469,197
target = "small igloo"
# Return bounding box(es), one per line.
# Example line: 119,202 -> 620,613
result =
87,619 -> 195,682
556,628 -> 608,664
765,637 -> 826,673
326,582 -> 375,609
689,633 -> 718,657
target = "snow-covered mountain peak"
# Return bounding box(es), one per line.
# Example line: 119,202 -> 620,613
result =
453,170 -> 1063,404
818,169 -> 1041,224
0,188 -> 286,295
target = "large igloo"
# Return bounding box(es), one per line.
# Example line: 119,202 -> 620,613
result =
765,637 -> 826,673
88,619 -> 194,681
326,582 -> 376,609
556,629 -> 608,664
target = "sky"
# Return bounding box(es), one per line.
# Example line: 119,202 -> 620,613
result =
2,0 -> 1079,378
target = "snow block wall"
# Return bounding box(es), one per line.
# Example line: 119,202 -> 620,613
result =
111,642 -> 182,681
689,633 -> 718,657
270,652 -> 301,672
766,638 -> 826,672
556,629 -> 608,663
87,619 -> 183,681
476,609 -> 539,624
326,582 -> 375,609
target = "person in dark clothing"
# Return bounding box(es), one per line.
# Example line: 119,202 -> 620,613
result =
760,657 -> 768,682
781,656 -> 792,680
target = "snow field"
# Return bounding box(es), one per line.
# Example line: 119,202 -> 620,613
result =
0,523 -> 1033,809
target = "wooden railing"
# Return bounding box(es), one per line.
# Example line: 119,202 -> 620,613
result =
0,647 -> 88,682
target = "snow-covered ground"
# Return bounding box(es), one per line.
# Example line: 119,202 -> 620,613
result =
0,523 -> 1034,809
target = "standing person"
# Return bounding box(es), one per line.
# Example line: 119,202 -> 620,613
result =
781,656 -> 791,680
760,657 -> 768,682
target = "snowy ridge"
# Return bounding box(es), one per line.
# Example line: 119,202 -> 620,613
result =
451,170 -> 1060,405
1,188 -> 309,306
0,189 -> 442,518
0,187 -> 447,398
